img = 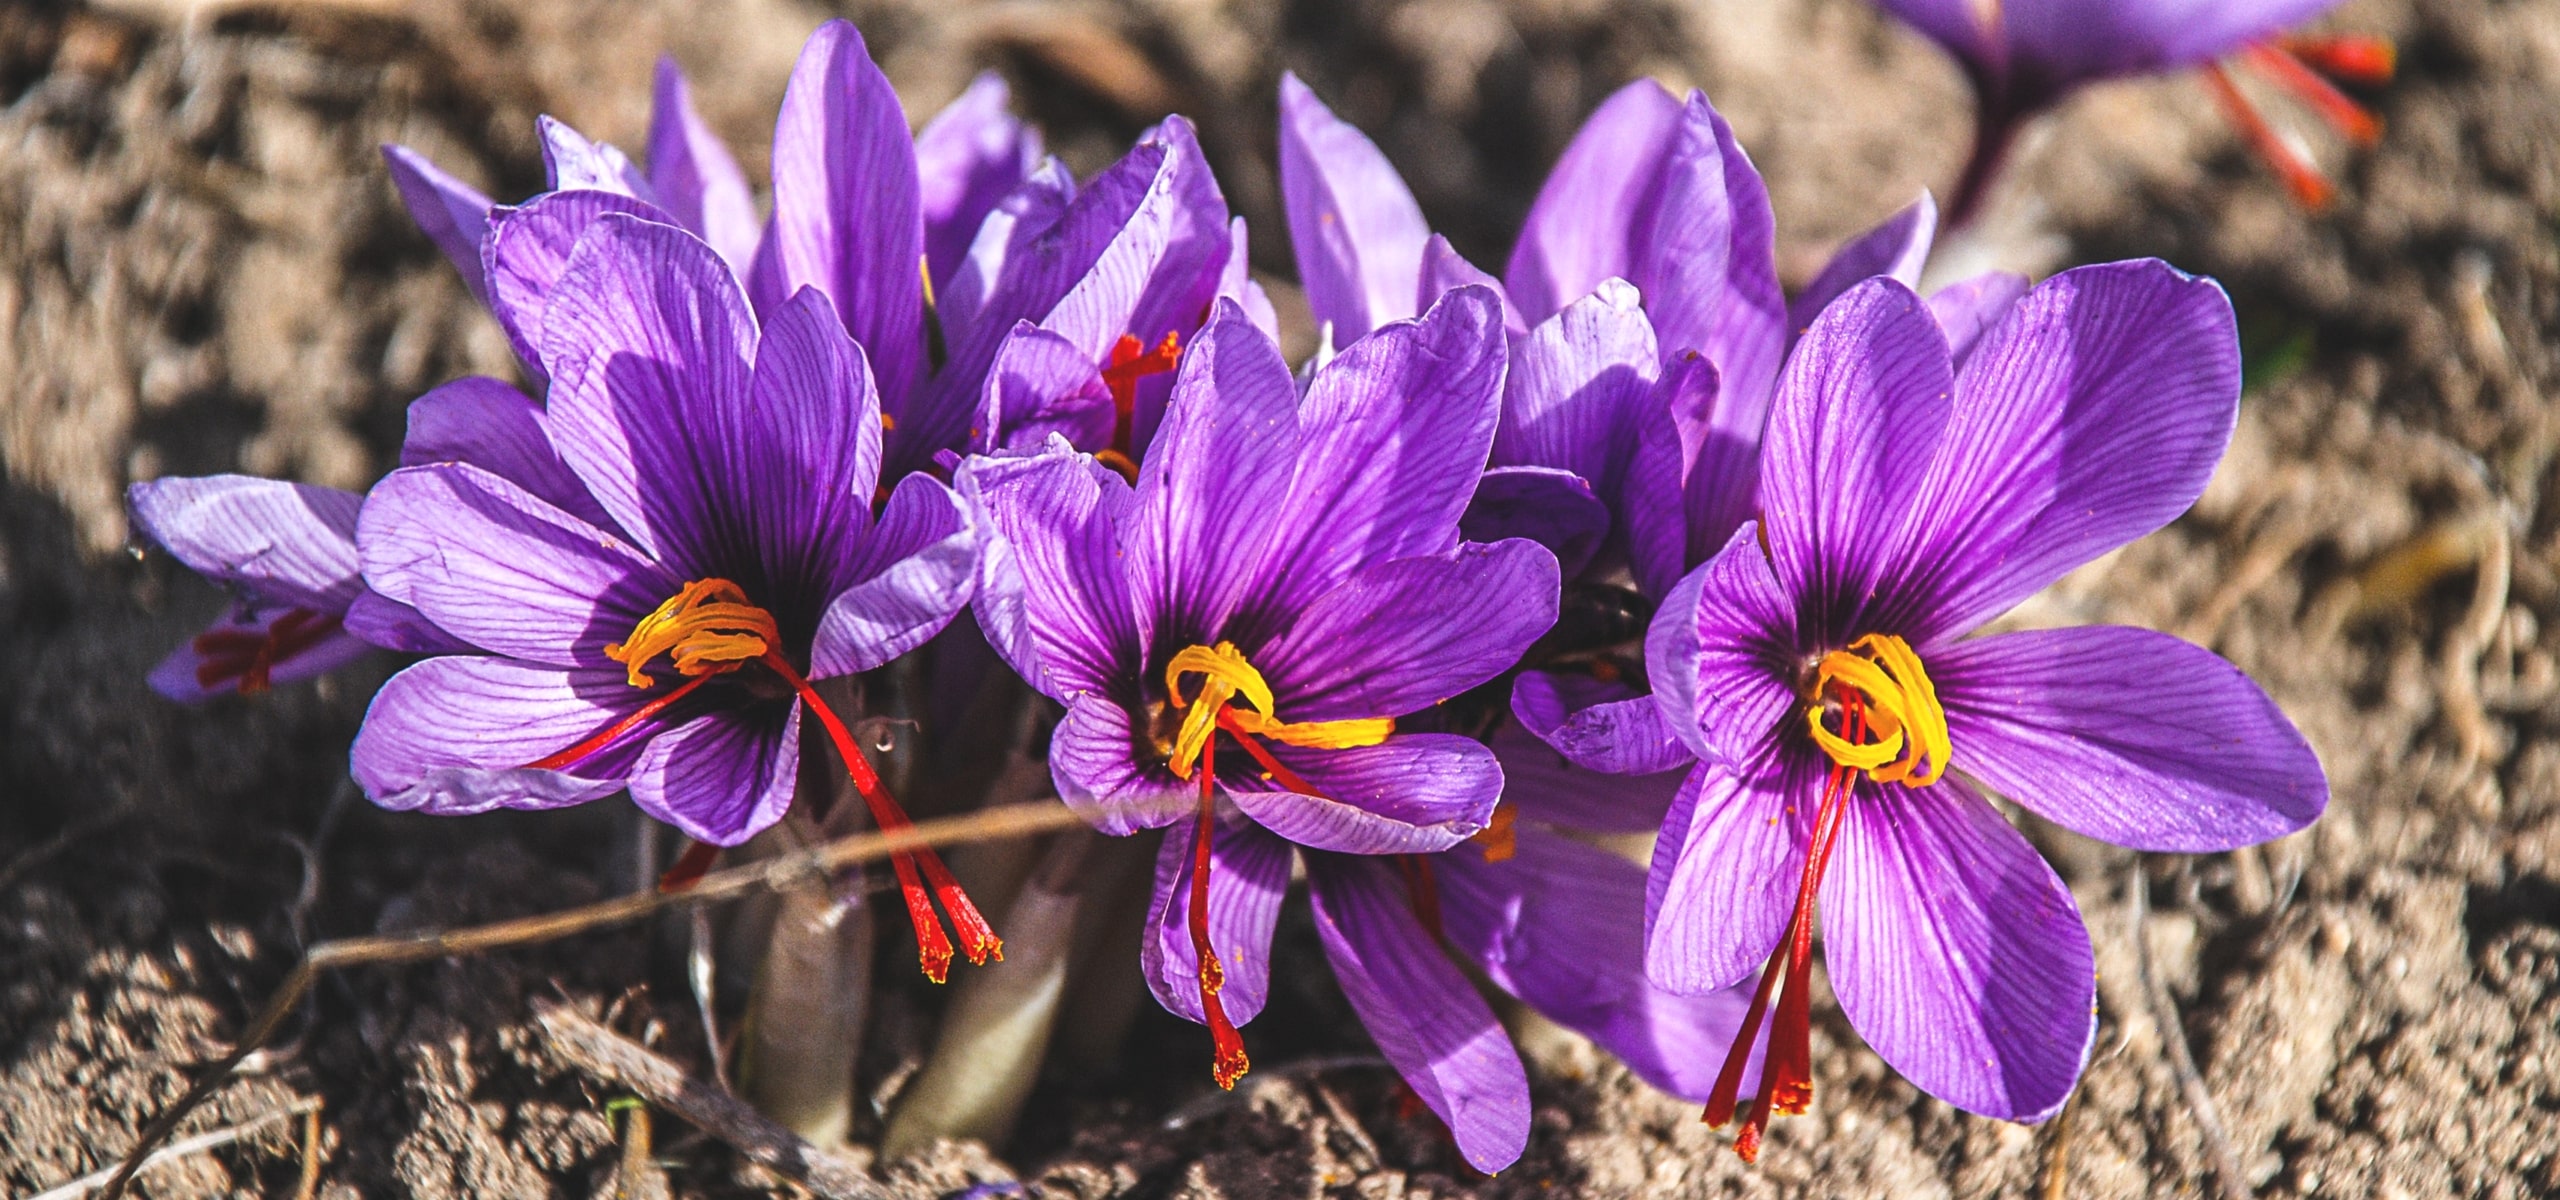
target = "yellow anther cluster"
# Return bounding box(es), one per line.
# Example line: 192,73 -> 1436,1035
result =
1163,641 -> 1393,778
1805,633 -> 1950,786
607,578 -> 780,688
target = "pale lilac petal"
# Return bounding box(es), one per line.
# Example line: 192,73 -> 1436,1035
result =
1821,776 -> 2094,1122
649,58 -> 761,276
957,444 -> 1142,703
1757,277 -> 1952,645
539,115 -> 652,197
149,613 -> 371,704
1459,467 -> 1609,580
1487,719 -> 1687,834
342,591 -> 471,655
1307,852 -> 1530,1173
1505,79 -> 1682,324
358,464 -> 676,668
977,322 -> 1113,454
1277,73 -> 1431,346
1927,271 -> 2030,370
129,475 -> 363,612
1439,827 -> 1753,1101
1889,261 -> 2239,641
1259,541 -> 1560,724
1244,285 -> 1506,619
382,144 -> 494,302
1144,809 -> 1294,1026
1124,301 -> 1301,646
400,375 -> 614,531
352,657 -> 641,813
1790,192 -> 1937,340
630,704 -> 799,847
1048,697 -> 1187,835
1935,624 -> 2326,851
915,72 -> 1042,293
767,20 -> 925,410
1494,278 -> 1659,496
1511,670 -> 1691,777
810,473 -> 978,679
482,189 -> 669,373
1237,734 -> 1499,855
1630,93 -> 1785,416
537,213 -> 758,567
1646,749 -> 1822,995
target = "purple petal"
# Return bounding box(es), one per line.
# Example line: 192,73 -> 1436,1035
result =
352,657 -> 641,813
957,444 -> 1142,703
1504,79 -> 1682,325
538,115 -> 652,197
1935,624 -> 2326,852
1118,118 -> 1232,369
1277,73 -> 1431,347
483,189 -> 670,375
810,473 -> 979,679
149,613 -> 372,704
916,72 -> 1042,295
1646,748 -> 1822,995
2001,0 -> 2344,82
128,475 -> 362,612
648,57 -> 761,276
1307,852 -> 1530,1173
1144,809 -> 1294,1026
536,213 -> 758,567
1889,261 -> 2240,641
381,144 -> 494,302
1644,524 -> 1800,767
1124,301 -> 1301,646
1821,776 -> 2094,1122
1495,278 -> 1659,496
1459,466 -> 1610,580
342,591 -> 472,655
400,375 -> 615,531
1219,215 -> 1281,338
1511,670 -> 1691,777
1258,541 -> 1560,723
1790,192 -> 1937,340
938,157 -> 1075,343
1439,827 -> 1753,1102
977,322 -> 1114,454
630,704 -> 799,847
1417,234 -> 1510,329
1618,353 -> 1716,601
1486,719 -> 1686,835
1928,271 -> 2031,370
1629,93 -> 1785,416
1048,697 -> 1187,835
1243,285 -> 1507,619
1757,277 -> 1952,645
358,463 -> 676,668
726,286 -> 884,597
766,20 -> 925,411
1237,734 -> 1499,855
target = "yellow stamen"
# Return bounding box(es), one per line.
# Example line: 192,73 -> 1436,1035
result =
1163,641 -> 1393,779
1805,633 -> 1949,786
606,578 -> 780,688
1469,802 -> 1517,863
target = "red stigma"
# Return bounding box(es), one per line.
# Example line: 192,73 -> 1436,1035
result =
1190,730 -> 1253,1089
1702,693 -> 1867,1161
1393,854 -> 1445,943
1101,331 -> 1183,462
2204,36 -> 2394,211
658,839 -> 722,893
191,608 -> 342,695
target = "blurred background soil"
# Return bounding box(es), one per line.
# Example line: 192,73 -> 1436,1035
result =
3,0 -> 2557,1195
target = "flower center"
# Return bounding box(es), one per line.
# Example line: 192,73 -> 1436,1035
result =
535,577 -> 1001,983
192,607 -> 343,695
1095,331 -> 1184,482
1159,640 -> 1394,1091
1804,633 -> 1949,786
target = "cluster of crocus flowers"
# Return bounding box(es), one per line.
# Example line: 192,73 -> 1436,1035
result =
1872,0 -> 2394,220
125,13 -> 2335,1175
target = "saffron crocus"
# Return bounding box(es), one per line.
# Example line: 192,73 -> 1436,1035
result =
128,477 -> 378,703
965,288 -> 1575,1170
1871,0 -> 2394,221
1561,260 -> 2325,1158
350,213 -> 991,980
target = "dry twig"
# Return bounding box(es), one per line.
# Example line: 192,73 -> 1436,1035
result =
31,1095 -> 320,1200
2127,859 -> 2254,1200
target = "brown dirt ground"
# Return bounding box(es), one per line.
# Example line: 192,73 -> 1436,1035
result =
4,0 -> 2557,1195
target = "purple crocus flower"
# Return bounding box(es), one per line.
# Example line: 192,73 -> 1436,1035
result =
964,288 -> 1584,1170
1870,0 -> 2391,221
350,213 -> 992,980
1559,259 -> 2325,1157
